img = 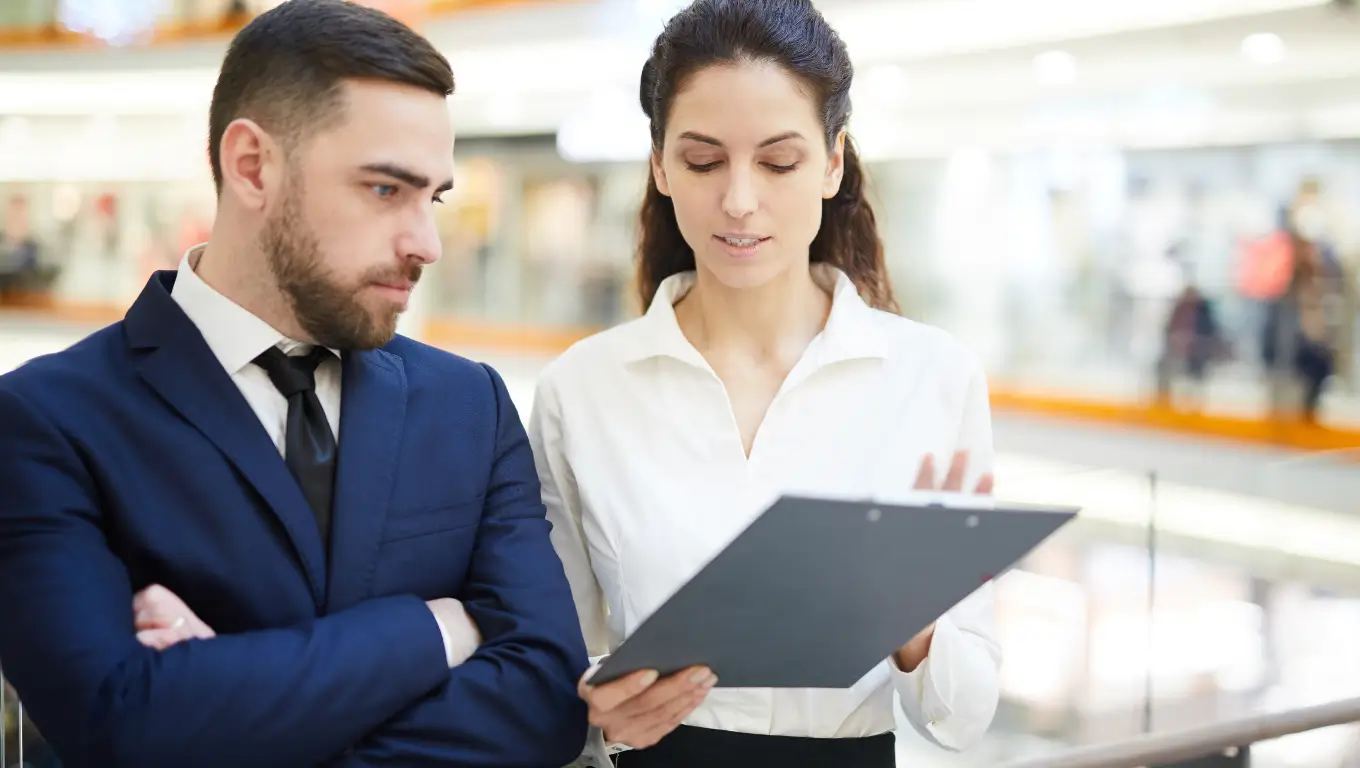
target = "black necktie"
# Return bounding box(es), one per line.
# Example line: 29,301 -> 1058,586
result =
253,346 -> 337,553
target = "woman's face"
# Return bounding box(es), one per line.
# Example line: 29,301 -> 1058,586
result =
653,60 -> 845,292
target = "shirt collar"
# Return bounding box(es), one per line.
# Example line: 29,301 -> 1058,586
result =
170,244 -> 329,375
620,263 -> 889,367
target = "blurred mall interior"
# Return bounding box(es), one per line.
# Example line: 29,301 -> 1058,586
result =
3,0 -> 1360,766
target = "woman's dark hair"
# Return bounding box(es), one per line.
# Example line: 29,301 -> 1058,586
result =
635,0 -> 898,313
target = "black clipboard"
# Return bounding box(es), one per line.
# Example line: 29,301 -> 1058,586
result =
590,495 -> 1078,689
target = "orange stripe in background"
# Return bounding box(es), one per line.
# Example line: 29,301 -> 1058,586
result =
422,317 -> 596,357
987,390 -> 1360,457
4,299 -> 1358,455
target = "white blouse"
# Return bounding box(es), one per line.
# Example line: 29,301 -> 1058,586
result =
528,265 -> 1002,760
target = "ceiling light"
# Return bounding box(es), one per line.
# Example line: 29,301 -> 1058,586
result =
1241,32 -> 1286,65
1032,50 -> 1079,87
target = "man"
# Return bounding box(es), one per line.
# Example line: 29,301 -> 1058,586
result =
0,2 -> 589,766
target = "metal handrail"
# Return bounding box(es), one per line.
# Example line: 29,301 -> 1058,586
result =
999,696 -> 1360,768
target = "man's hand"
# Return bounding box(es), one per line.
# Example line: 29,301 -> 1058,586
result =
894,451 -> 994,672
133,584 -> 215,651
579,665 -> 715,750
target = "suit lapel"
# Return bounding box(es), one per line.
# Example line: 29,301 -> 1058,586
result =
325,347 -> 407,611
126,271 -> 328,607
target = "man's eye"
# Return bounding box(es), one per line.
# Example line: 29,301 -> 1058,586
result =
372,184 -> 399,199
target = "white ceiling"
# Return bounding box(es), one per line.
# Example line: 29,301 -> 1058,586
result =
2,0 -> 1360,159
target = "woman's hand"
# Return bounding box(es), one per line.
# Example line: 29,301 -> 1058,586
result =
578,665 -> 717,749
894,450 -> 994,672
913,450 -> 994,497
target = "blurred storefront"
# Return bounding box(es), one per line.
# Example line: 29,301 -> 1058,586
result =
4,130 -> 1357,412
3,0 -> 1360,434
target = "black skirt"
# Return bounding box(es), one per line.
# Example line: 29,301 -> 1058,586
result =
613,725 -> 896,768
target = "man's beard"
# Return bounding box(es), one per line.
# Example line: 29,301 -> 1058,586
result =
260,185 -> 421,351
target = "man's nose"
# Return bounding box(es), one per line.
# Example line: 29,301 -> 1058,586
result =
402,207 -> 443,265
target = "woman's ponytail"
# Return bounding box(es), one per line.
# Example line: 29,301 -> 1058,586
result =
810,134 -> 898,313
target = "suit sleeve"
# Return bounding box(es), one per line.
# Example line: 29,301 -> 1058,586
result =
332,363 -> 590,767
0,386 -> 453,768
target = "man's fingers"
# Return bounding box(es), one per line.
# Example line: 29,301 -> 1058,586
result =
135,607 -> 197,633
974,472 -> 995,496
132,585 -> 216,638
912,455 -> 936,490
134,584 -> 182,623
943,450 -> 968,492
136,627 -> 195,651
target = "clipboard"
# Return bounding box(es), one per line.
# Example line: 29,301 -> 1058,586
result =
589,495 -> 1078,689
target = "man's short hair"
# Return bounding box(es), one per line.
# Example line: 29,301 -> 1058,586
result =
208,0 -> 455,193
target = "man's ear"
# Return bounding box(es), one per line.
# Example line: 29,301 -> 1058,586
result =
651,150 -> 671,197
822,130 -> 847,200
218,118 -> 283,212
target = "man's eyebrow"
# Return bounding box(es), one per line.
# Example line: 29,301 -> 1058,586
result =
360,162 -> 453,194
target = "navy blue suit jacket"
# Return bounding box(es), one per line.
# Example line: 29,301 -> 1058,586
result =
0,271 -> 589,767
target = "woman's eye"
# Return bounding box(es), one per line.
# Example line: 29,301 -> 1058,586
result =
685,160 -> 722,173
764,163 -> 798,174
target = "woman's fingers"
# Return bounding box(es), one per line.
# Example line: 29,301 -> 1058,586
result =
943,451 -> 968,492
975,472 -> 995,496
915,452 -> 993,495
912,454 -> 935,490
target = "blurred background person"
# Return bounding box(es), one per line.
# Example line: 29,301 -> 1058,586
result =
1261,180 -> 1348,423
1155,280 -> 1229,413
0,193 -> 59,303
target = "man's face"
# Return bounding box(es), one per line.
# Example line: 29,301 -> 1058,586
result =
263,79 -> 454,350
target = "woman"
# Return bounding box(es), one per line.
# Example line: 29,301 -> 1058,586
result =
528,1 -> 1000,765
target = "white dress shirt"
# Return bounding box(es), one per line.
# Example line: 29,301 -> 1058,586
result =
170,248 -> 343,451
529,265 -> 1003,760
169,246 -> 475,667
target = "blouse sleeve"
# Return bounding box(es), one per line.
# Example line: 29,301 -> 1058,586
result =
889,353 -> 1003,751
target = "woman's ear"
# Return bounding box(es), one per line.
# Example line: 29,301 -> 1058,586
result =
822,130 -> 847,200
651,150 -> 671,197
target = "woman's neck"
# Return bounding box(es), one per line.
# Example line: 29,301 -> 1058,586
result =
674,264 -> 831,364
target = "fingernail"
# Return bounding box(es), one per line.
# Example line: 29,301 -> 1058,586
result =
639,670 -> 659,687
703,674 -> 718,688
689,669 -> 710,685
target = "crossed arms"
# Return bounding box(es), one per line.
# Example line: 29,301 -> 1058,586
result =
0,367 -> 589,768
